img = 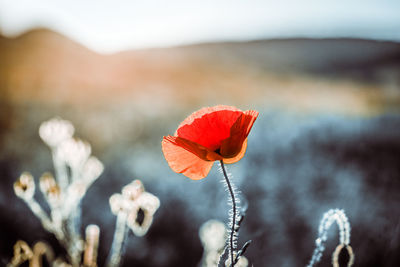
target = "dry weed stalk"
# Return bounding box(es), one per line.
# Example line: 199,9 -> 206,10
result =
306,209 -> 354,267
11,118 -> 160,267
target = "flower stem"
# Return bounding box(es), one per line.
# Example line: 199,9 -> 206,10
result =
219,160 -> 236,267
84,224 -> 100,267
52,150 -> 69,191
106,211 -> 128,267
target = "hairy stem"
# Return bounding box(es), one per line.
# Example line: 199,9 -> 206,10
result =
220,160 -> 236,267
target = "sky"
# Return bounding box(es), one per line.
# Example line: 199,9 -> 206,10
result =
0,0 -> 400,53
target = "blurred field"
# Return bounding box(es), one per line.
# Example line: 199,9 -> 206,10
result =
0,29 -> 400,266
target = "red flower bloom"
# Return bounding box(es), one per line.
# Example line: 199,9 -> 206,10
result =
162,105 -> 259,180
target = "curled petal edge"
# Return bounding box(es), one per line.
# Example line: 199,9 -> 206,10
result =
162,136 -> 215,180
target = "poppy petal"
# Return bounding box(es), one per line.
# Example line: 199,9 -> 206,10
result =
172,137 -> 223,161
220,110 -> 259,158
162,136 -> 215,180
176,106 -> 242,150
176,105 -> 240,130
243,110 -> 259,136
223,138 -> 248,164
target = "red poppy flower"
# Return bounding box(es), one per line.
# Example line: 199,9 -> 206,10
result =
162,105 -> 259,180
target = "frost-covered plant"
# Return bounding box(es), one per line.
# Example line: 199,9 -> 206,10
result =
10,117 -> 160,267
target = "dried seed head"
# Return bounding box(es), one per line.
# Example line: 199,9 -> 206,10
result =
135,192 -> 160,215
109,194 -> 123,215
82,156 -> 104,183
14,172 -> 35,199
69,181 -> 87,199
110,180 -> 160,237
109,193 -> 134,215
39,118 -> 74,147
332,244 -> 354,267
39,172 -> 56,192
122,180 -> 144,201
10,240 -> 33,266
39,172 -> 61,204
126,192 -> 160,237
32,241 -> 55,266
127,208 -> 152,237
57,138 -> 91,171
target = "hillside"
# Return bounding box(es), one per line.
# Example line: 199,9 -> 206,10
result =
1,29 -> 399,112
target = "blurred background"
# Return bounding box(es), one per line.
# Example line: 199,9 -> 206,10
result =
1,0 -> 400,266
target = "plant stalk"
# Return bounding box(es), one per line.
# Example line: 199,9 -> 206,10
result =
220,160 -> 236,267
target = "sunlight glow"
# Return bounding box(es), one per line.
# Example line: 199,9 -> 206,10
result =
0,0 -> 399,53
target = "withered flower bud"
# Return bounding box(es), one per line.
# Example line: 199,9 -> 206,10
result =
136,192 -> 160,214
126,192 -> 160,237
332,244 -> 354,267
109,194 -> 134,215
9,240 -> 33,266
39,172 -> 61,205
199,219 -> 226,252
122,180 -> 144,201
14,172 -> 35,200
39,118 -> 74,148
57,138 -> 91,171
82,156 -> 104,183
